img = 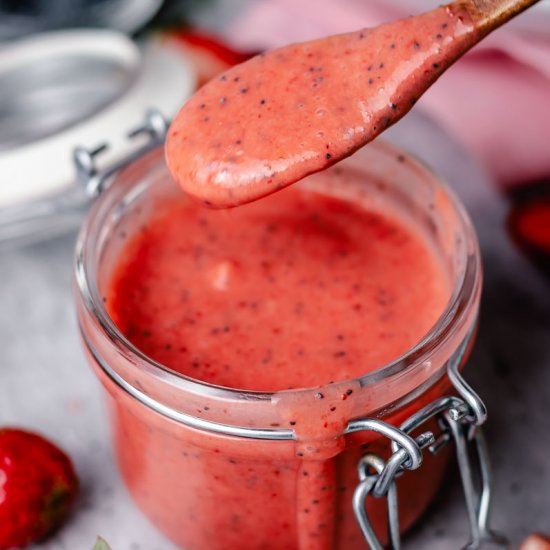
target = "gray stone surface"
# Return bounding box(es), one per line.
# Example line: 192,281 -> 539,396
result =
1,111 -> 549,550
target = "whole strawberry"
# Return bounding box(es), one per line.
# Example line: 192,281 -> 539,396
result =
0,428 -> 78,549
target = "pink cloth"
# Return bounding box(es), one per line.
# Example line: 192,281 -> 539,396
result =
222,0 -> 550,188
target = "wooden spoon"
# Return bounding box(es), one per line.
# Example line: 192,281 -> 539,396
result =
469,0 -> 542,34
166,0 -> 542,208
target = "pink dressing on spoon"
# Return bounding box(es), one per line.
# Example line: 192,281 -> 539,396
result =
165,4 -> 479,207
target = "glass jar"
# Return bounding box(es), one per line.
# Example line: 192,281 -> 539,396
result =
74,140 -> 482,549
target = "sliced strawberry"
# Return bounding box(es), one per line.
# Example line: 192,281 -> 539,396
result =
519,534 -> 550,550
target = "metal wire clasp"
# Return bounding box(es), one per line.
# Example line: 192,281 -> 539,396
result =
73,109 -> 168,197
352,332 -> 508,549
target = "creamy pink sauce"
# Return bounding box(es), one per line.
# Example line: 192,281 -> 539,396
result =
165,5 -> 478,207
105,166 -> 454,549
108,176 -> 450,392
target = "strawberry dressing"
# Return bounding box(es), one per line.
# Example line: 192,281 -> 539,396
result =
108,180 -> 449,392
165,5 -> 478,207
104,164 -> 454,549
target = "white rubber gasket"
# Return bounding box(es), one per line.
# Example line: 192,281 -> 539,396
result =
0,30 -> 195,207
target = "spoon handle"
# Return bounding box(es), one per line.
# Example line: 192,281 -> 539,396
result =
463,0 -> 543,34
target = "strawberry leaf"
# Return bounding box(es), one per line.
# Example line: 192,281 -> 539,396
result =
93,537 -> 112,550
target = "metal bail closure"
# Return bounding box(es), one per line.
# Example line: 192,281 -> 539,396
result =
353,454 -> 400,550
73,109 -> 168,197
447,419 -> 508,550
352,331 -> 508,549
353,430 -> 435,550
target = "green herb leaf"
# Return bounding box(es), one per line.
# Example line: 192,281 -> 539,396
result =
93,537 -> 112,550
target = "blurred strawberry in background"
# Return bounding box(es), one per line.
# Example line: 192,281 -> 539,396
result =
520,533 -> 550,550
508,180 -> 550,279
165,29 -> 255,86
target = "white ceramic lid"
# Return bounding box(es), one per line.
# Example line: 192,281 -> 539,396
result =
0,29 -> 195,208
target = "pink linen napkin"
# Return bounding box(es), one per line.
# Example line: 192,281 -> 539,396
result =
221,0 -> 550,189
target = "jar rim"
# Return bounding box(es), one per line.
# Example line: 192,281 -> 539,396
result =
74,140 -> 481,404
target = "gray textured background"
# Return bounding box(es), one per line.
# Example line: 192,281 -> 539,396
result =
1,111 -> 549,550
